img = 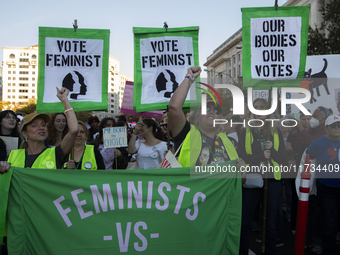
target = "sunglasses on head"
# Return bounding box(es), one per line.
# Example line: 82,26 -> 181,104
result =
329,122 -> 340,129
206,106 -> 222,115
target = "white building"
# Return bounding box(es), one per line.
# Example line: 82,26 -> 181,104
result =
203,0 -> 327,87
94,55 -> 133,119
2,45 -> 39,107
1,45 -> 133,115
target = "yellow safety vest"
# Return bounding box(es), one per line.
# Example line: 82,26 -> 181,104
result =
79,145 -> 98,170
7,148 -> 57,169
178,125 -> 239,167
245,128 -> 281,180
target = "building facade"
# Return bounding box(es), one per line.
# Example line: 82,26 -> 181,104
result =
0,66 -> 3,101
203,0 -> 326,87
2,45 -> 39,108
1,45 -> 132,116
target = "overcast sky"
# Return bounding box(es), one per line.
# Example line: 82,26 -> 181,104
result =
0,0 -> 287,78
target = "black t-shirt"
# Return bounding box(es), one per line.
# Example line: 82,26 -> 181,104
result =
26,145 -> 65,169
173,120 -> 230,165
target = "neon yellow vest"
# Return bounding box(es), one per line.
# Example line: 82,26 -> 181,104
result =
70,145 -> 98,170
245,128 -> 281,180
178,125 -> 238,167
7,148 -> 57,169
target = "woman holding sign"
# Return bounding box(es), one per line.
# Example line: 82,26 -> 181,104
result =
88,117 -> 129,169
0,87 -> 78,172
64,121 -> 105,170
128,118 -> 167,169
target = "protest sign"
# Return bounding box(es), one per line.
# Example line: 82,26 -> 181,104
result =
0,136 -> 18,157
103,127 -> 127,148
242,6 -> 309,89
133,27 -> 200,112
37,27 -> 110,113
120,81 -> 163,119
0,166 -> 241,255
291,54 -> 340,115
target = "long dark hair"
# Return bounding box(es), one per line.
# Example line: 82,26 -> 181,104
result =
142,118 -> 164,140
47,113 -> 68,146
0,110 -> 20,137
99,117 -> 117,142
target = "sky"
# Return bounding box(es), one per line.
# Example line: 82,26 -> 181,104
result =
0,0 -> 288,78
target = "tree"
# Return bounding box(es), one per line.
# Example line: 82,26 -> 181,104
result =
16,99 -> 37,114
308,0 -> 340,55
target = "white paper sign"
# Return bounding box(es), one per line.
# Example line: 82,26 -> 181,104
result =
250,17 -> 301,80
103,127 -> 127,148
43,37 -> 104,103
139,36 -> 195,104
0,136 -> 18,157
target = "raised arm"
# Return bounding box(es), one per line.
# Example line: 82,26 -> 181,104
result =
57,87 -> 79,159
169,66 -> 201,138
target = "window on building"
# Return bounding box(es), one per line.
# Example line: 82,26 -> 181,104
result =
233,56 -> 236,65
111,110 -> 114,113
19,71 -> 29,74
32,90 -> 35,93
238,53 -> 241,62
8,65 -> 11,68
32,66 -> 35,69
13,65 -> 16,68
32,96 -> 35,99
12,96 -> 15,99
8,77 -> 11,80
7,89 -> 10,92
32,54 -> 37,59
8,71 -> 11,74
8,83 -> 11,86
13,71 -> 16,74
13,77 -> 16,80
111,99 -> 114,102
19,83 -> 29,87
238,65 -> 241,75
32,84 -> 35,87
7,96 -> 10,99
19,90 -> 28,93
111,105 -> 114,108
12,89 -> 15,92
19,77 -> 29,81
20,58 -> 29,62
12,83 -> 15,86
19,65 -> 29,69
9,54 -> 15,58
32,78 -> 35,81
19,96 -> 28,99
32,71 -> 35,75
233,67 -> 236,77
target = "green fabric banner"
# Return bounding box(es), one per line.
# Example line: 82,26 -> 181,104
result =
37,27 -> 110,113
0,166 -> 241,255
241,6 -> 309,89
133,27 -> 200,112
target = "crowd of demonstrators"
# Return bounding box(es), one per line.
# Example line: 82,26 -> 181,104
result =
0,88 -> 78,172
128,118 -> 167,169
64,121 -> 105,170
46,112 -> 68,147
237,98 -> 287,255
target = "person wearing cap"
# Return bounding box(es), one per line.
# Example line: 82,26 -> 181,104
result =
0,87 -> 78,173
307,114 -> 340,255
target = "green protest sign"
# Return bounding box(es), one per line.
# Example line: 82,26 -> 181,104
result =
1,166 -> 241,254
37,27 -> 110,113
133,27 -> 200,112
241,6 -> 309,89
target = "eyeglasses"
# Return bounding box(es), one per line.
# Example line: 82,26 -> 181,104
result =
4,115 -> 16,121
206,106 -> 222,115
329,123 -> 340,129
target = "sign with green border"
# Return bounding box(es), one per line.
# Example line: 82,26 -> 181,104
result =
133,27 -> 200,112
242,6 -> 309,89
37,27 -> 110,113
